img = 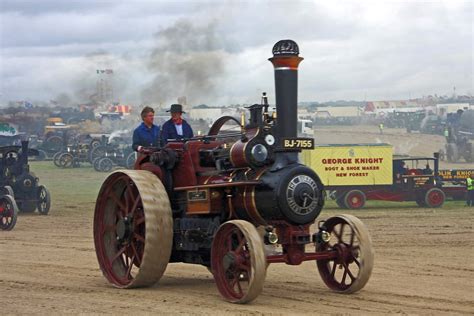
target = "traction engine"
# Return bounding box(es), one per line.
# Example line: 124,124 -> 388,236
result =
93,40 -> 374,303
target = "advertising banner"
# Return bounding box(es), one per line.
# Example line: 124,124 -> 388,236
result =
302,144 -> 393,186
439,169 -> 474,181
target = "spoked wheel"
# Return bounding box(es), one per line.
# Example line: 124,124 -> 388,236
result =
93,157 -> 101,171
317,214 -> 374,293
125,152 -> 136,169
211,220 -> 266,303
37,186 -> 51,215
344,190 -> 366,209
58,153 -> 74,168
0,195 -> 19,231
94,170 -> 173,288
89,146 -> 107,163
98,157 -> 114,172
53,151 -> 63,167
45,135 -> 63,153
424,188 -> 445,208
0,186 -> 14,198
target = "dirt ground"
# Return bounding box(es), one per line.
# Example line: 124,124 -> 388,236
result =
1,126 -> 474,315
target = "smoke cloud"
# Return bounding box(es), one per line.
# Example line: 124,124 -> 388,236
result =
141,20 -> 227,107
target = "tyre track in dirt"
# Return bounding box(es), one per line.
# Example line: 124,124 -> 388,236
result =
2,205 -> 474,314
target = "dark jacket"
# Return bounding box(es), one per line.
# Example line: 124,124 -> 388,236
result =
161,119 -> 194,144
132,122 -> 160,151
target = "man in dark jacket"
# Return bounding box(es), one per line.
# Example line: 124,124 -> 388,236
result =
160,104 -> 194,144
132,106 -> 160,152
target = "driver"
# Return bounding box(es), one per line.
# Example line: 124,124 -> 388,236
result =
132,106 -> 160,152
160,104 -> 193,144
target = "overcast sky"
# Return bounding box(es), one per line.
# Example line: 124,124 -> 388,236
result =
0,0 -> 472,106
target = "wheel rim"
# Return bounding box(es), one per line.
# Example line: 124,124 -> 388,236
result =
211,220 -> 266,303
0,196 -> 18,230
46,136 -> 63,152
126,153 -> 136,169
37,186 -> 50,215
59,154 -> 73,168
93,158 -> 101,171
427,190 -> 443,207
90,146 -> 106,163
347,193 -> 363,208
94,170 -> 173,288
317,214 -> 374,293
100,158 -> 113,172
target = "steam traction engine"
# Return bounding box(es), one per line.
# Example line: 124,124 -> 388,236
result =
93,40 -> 374,303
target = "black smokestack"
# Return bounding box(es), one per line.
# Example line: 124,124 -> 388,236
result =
20,140 -> 29,166
268,40 -> 303,143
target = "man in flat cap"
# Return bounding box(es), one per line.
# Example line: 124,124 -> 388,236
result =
160,104 -> 194,144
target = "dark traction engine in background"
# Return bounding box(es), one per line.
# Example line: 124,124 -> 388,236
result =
93,40 -> 375,303
1,140 -> 51,230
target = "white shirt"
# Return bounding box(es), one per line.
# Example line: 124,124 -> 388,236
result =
175,124 -> 183,136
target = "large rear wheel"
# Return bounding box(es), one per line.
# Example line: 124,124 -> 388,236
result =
317,214 -> 374,293
0,195 -> 19,231
211,220 -> 267,303
93,170 -> 173,288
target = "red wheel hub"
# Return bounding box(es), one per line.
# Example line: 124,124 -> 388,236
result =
428,191 -> 443,205
348,193 -> 363,208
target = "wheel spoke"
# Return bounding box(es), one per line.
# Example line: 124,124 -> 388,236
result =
129,193 -> 141,217
108,191 -> 126,215
330,261 -> 337,277
135,215 -> 145,226
345,264 -> 356,281
341,267 -> 348,285
235,237 -> 246,252
134,233 -> 145,243
339,224 -> 345,242
352,257 -> 360,267
349,228 -> 355,246
235,277 -> 243,295
112,246 -> 127,263
131,243 -> 142,266
126,255 -> 135,278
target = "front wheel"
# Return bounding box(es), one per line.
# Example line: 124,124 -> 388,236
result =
0,195 -> 18,230
93,170 -> 173,288
211,220 -> 267,303
98,157 -> 114,172
317,214 -> 374,293
58,153 -> 74,168
37,186 -> 51,215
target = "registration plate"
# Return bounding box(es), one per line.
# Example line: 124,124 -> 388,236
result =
282,138 -> 315,149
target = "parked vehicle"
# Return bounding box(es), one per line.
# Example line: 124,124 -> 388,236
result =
0,141 -> 51,215
302,144 -> 457,209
